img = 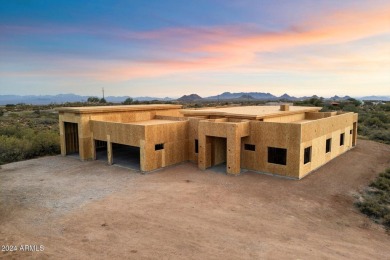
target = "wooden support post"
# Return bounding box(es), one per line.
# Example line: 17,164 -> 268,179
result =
140,140 -> 146,172
59,121 -> 66,156
107,135 -> 113,165
227,125 -> 241,175
198,133 -> 207,170
91,135 -> 96,160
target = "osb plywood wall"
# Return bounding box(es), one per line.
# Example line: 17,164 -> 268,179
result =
142,121 -> 189,171
59,107 -> 358,179
241,121 -> 302,178
299,112 -> 358,178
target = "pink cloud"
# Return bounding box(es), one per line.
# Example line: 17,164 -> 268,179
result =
94,4 -> 390,81
2,4 -> 389,82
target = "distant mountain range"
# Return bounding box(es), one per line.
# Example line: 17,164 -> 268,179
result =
176,92 -> 390,102
0,94 -> 173,105
175,92 -> 357,102
206,92 -> 277,100
177,94 -> 202,102
0,92 -> 388,105
358,96 -> 390,101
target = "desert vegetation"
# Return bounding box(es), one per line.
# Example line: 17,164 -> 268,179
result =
0,107 -> 60,164
356,168 -> 390,229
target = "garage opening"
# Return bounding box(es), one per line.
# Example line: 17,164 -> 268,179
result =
112,143 -> 140,170
206,136 -> 227,172
95,140 -> 107,161
64,122 -> 79,156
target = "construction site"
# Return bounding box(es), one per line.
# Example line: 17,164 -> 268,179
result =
57,104 -> 358,179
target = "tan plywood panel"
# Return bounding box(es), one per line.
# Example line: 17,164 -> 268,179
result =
58,104 -> 357,179
299,112 -> 358,178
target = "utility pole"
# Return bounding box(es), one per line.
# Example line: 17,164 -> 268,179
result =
102,88 -> 105,99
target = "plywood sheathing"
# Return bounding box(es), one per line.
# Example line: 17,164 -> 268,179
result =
299,112 -> 358,178
154,115 -> 188,121
89,119 -> 189,171
263,113 -> 305,123
240,121 -> 302,178
181,106 -> 321,120
280,104 -> 290,111
58,104 -> 357,179
198,120 -> 249,175
187,118 -> 203,162
90,120 -> 145,147
142,121 -> 189,172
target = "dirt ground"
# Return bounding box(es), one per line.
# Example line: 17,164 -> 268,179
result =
1,139 -> 390,259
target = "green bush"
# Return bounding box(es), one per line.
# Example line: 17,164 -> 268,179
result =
122,98 -> 133,105
356,198 -> 388,218
0,109 -> 60,165
0,131 -> 60,165
383,214 -> 390,228
369,130 -> 390,144
356,168 -> 390,229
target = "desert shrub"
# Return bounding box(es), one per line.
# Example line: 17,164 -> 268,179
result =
0,130 -> 60,165
0,136 -> 32,164
87,97 -> 100,103
369,130 -> 390,144
35,117 -> 58,125
8,112 -> 19,118
356,198 -> 388,218
364,117 -> 385,129
370,174 -> 390,192
383,214 -> 390,228
0,109 -> 60,165
343,104 -> 358,112
122,98 -> 133,105
356,168 -> 390,228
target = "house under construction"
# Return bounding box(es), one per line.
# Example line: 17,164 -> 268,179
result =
57,104 -> 358,179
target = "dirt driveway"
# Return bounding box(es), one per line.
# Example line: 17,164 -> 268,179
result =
1,140 -> 390,259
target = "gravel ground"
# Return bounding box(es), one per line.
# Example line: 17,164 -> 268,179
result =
1,139 -> 390,259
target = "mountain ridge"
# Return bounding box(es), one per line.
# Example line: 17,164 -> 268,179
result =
0,92 -> 389,105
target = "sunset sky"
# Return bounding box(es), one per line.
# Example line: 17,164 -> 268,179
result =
1,0 -> 389,98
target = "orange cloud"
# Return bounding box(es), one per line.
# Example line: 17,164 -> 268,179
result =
3,4 -> 389,82
92,4 -> 390,81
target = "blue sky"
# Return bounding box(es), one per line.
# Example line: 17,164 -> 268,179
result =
0,0 -> 389,97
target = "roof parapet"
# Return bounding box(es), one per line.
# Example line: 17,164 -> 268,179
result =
280,104 -> 290,111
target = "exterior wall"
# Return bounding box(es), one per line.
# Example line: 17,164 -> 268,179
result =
58,105 -> 358,179
142,121 -> 189,171
88,120 -> 189,172
263,112 -> 305,123
188,118 -> 202,163
299,112 -> 358,178
59,112 -> 80,156
198,120 -> 249,174
90,121 -> 145,146
88,108 -> 182,123
241,121 -> 302,178
59,108 -> 182,161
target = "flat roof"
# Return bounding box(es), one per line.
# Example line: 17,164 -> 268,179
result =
57,104 -> 182,114
181,106 -> 321,119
